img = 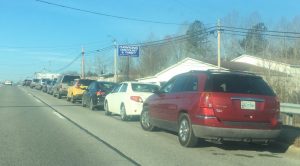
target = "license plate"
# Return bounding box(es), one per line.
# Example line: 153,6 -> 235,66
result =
241,101 -> 256,110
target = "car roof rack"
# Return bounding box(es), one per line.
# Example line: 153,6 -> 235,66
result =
189,69 -> 256,76
206,69 -> 256,75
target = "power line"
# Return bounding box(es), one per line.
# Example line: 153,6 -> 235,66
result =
54,45 -> 114,72
222,25 -> 300,35
0,41 -> 112,50
36,0 -> 189,26
222,28 -> 300,39
133,26 -> 216,47
54,53 -> 82,72
85,45 -> 114,54
140,32 -> 212,48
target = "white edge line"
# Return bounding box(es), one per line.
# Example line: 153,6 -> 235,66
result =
35,98 -> 42,103
53,112 -> 65,119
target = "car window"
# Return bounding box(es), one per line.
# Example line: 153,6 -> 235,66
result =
79,79 -> 93,86
111,84 -> 122,93
98,82 -> 117,92
131,83 -> 159,92
160,79 -> 175,93
205,74 -> 275,96
170,76 -> 188,93
182,75 -> 198,92
88,82 -> 96,90
33,79 -> 40,83
62,76 -> 80,83
119,83 -> 128,92
51,80 -> 56,85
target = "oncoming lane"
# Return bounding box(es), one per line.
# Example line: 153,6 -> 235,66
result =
0,86 -> 136,166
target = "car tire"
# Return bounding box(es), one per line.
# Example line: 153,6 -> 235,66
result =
140,107 -> 156,131
66,96 -> 70,101
178,113 -> 198,147
89,98 -> 95,110
57,93 -> 61,99
104,101 -> 111,116
120,104 -> 128,121
71,94 -> 75,103
82,99 -> 86,107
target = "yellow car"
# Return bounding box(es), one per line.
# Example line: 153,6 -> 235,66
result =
67,79 -> 94,103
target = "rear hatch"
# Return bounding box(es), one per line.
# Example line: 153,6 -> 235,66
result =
204,73 -> 279,128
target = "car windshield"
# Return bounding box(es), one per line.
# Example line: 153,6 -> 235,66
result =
205,74 -> 276,96
33,79 -> 40,83
131,83 -> 159,92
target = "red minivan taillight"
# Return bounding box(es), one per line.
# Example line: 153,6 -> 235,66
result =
272,96 -> 281,126
197,92 -> 216,119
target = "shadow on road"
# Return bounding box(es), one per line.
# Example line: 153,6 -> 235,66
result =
155,128 -> 299,155
277,125 -> 300,148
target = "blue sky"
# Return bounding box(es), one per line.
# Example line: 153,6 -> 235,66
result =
0,0 -> 299,82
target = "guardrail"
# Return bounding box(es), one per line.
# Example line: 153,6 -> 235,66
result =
280,103 -> 300,127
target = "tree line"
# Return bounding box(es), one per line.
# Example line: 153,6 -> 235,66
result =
89,12 -> 300,103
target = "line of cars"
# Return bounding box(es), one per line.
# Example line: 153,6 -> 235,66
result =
23,70 -> 282,147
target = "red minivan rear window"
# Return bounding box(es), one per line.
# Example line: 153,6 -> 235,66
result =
204,74 -> 276,96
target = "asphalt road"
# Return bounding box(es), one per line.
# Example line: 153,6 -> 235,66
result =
1,85 -> 300,166
0,86 -> 134,166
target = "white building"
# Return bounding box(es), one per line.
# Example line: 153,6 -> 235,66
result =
137,57 -> 224,85
232,54 -> 300,94
231,54 -> 300,76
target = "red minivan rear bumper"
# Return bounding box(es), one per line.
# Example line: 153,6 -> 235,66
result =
192,124 -> 281,142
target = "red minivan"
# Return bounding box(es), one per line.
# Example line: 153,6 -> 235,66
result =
140,70 -> 281,147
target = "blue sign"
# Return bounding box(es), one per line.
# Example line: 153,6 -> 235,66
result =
118,45 -> 140,57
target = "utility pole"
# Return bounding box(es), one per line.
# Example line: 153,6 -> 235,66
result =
113,40 -> 118,82
126,55 -> 130,81
81,47 -> 85,78
217,19 -> 221,68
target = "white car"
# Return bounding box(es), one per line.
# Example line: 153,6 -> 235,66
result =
4,80 -> 12,86
104,82 -> 159,121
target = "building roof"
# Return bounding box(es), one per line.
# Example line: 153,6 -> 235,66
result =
207,57 -> 289,77
137,57 -> 224,82
231,54 -> 292,67
153,57 -> 224,77
230,54 -> 299,76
